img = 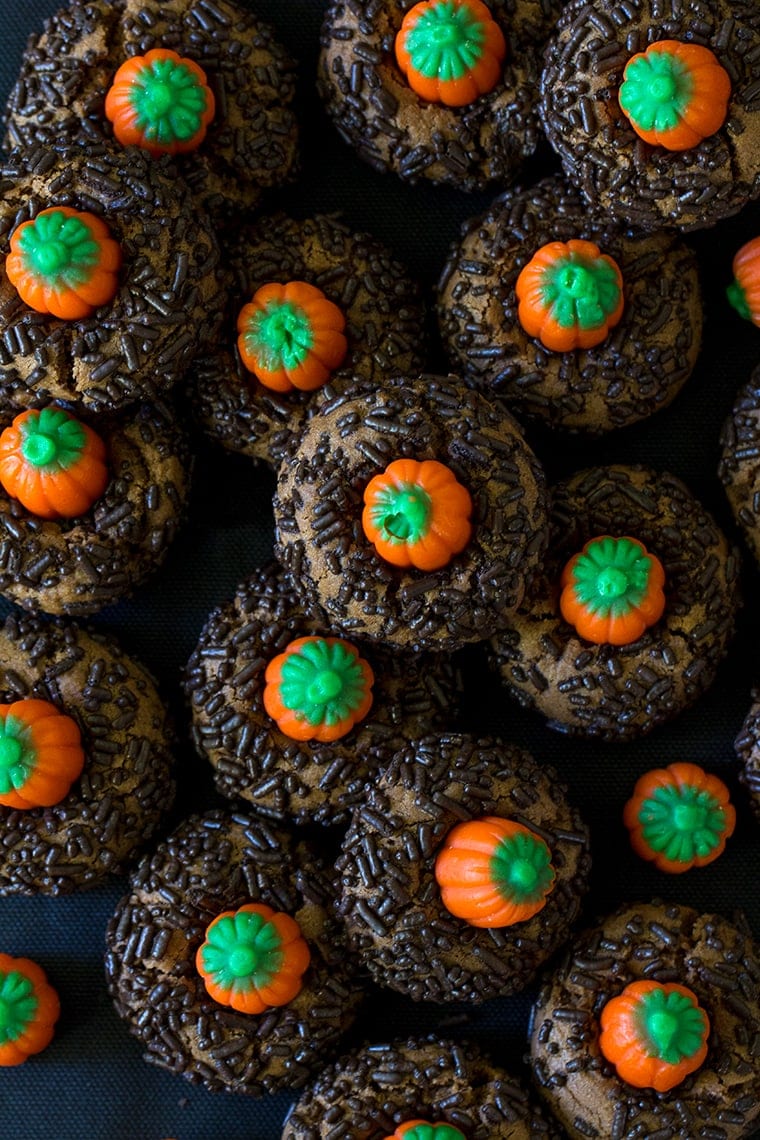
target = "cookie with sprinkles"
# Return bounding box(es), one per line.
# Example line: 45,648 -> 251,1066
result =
489,465 -> 741,740
335,734 -> 591,1003
3,0 -> 298,222
0,143 -> 223,414
0,610 -> 175,895
185,563 -> 461,826
437,177 -> 703,434
719,365 -> 760,573
282,1035 -> 559,1138
540,0 -> 760,231
274,373 -> 549,651
105,811 -> 363,1095
190,214 -> 427,468
318,0 -> 564,190
529,901 -> 760,1139
734,691 -> 760,824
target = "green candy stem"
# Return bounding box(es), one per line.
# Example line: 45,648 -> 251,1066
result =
541,252 -> 622,332
637,782 -> 727,864
399,1126 -> 466,1140
569,537 -> 653,619
0,716 -> 36,797
405,1 -> 487,81
17,210 -> 100,288
727,279 -> 752,321
634,986 -> 708,1064
490,830 -> 555,905
129,56 -> 210,145
243,300 -> 314,373
199,909 -> 283,993
619,50 -> 694,135
0,970 -> 38,1046
19,408 -> 87,472
277,639 -> 368,728
370,482 -> 432,544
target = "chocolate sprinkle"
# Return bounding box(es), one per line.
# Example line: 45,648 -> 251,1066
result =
718,366 -> 760,573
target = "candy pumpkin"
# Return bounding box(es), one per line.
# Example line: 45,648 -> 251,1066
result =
195,902 -> 311,1015
395,0 -> 506,107
5,206 -> 121,320
0,953 -> 60,1066
515,239 -> 624,353
0,699 -> 85,810
618,40 -> 731,151
385,1123 -> 466,1140
599,980 -> 709,1091
559,535 -> 666,646
362,458 -> 472,571
623,762 -> 735,874
0,406 -> 109,520
263,636 -> 374,743
727,236 -> 760,326
237,281 -> 347,392
434,815 -> 555,928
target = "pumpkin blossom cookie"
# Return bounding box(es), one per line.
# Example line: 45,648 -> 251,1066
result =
0,954 -> 60,1066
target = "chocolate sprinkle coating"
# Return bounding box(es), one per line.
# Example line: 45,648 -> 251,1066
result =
540,0 -> 760,231
3,0 -> 299,221
0,143 -> 224,413
283,1035 -> 560,1138
104,810 -> 363,1096
191,213 -> 427,468
0,610 -> 175,895
718,367 -> 760,572
529,900 -> 760,1140
437,176 -> 703,434
0,400 -> 191,616
734,692 -> 760,824
185,562 -> 462,826
489,465 -> 741,740
274,373 -> 549,651
335,734 -> 591,1003
318,0 -> 564,190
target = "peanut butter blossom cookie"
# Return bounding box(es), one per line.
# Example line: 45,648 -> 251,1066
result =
335,734 -> 590,1003
191,213 -> 426,468
283,1035 -> 558,1138
529,901 -> 760,1138
105,811 -> 363,1095
4,0 -> 298,221
0,611 -> 174,895
185,563 -> 461,825
437,178 -> 703,433
489,465 -> 740,740
540,0 -> 760,230
0,954 -> 60,1066
318,0 -> 563,190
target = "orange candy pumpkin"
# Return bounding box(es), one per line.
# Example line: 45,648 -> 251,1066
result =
0,699 -> 85,810
0,954 -> 60,1066
727,236 -> 760,326
395,0 -> 506,107
559,535 -> 666,646
263,636 -> 374,743
385,1124 -> 466,1140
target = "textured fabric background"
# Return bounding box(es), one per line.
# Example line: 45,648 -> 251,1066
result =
2,2 -> 760,1138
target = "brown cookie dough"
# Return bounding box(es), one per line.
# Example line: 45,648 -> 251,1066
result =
283,1035 -> 559,1138
335,734 -> 591,1003
529,900 -> 760,1140
0,143 -> 223,413
540,0 -> 760,231
719,368 -> 760,570
0,610 -> 175,895
489,465 -> 741,740
3,0 -> 298,221
191,213 -> 427,468
437,177 -> 703,433
185,563 -> 461,826
105,811 -> 363,1095
274,374 -> 549,651
318,0 -> 563,190
734,692 -> 760,822
0,401 -> 191,616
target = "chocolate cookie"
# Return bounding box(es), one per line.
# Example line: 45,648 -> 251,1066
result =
274,374 -> 549,651
734,692 -> 760,823
437,177 -> 702,433
105,811 -> 363,1095
0,143 -> 223,413
3,0 -> 298,221
283,1035 -> 559,1138
185,563 -> 461,826
335,734 -> 591,1003
529,900 -> 760,1140
191,213 -> 426,468
0,400 -> 191,616
489,465 -> 741,740
540,0 -> 760,231
0,610 -> 174,895
719,368 -> 760,571
318,0 -> 563,190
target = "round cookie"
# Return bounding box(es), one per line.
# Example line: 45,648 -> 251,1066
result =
0,143 -> 223,413
437,177 -> 703,433
719,368 -> 760,570
185,562 -> 461,826
4,0 -> 298,221
318,0 -> 564,190
105,810 -> 363,1095
489,465 -> 741,741
191,213 -> 427,468
0,610 -> 174,895
540,0 -> 760,231
283,1035 -> 559,1138
529,900 -> 760,1139
0,400 -> 191,616
335,734 -> 591,1003
734,692 -> 760,823
274,373 -> 549,651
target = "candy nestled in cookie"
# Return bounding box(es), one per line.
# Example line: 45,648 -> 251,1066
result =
0,699 -> 84,811
0,954 -> 60,1067
395,0 -> 506,107
105,48 -> 215,156
386,1125 -> 466,1140
727,237 -> 760,326
559,535 -> 666,645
